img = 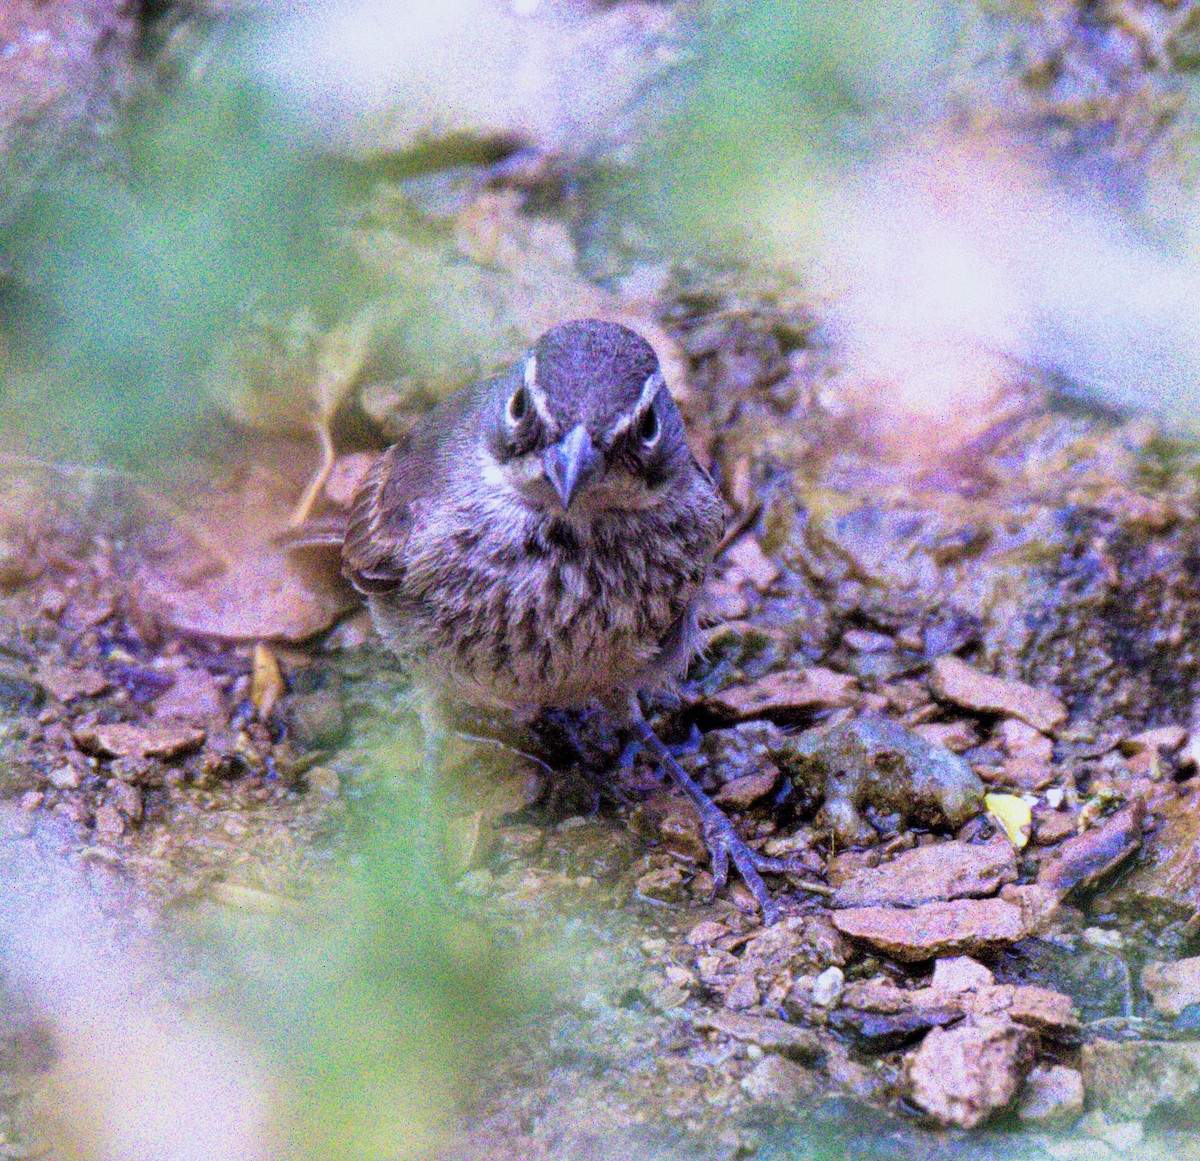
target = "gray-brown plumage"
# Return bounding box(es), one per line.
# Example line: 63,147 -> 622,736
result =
344,319 -> 724,718
337,318 -> 808,921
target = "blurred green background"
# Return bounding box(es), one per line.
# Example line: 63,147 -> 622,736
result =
4,1 -> 1200,1158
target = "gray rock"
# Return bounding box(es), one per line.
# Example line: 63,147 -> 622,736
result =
931,956 -> 995,993
1017,1064 -> 1084,1127
1141,956 -> 1200,1020
740,1054 -> 818,1106
772,714 -> 984,846
1082,1039 -> 1200,1120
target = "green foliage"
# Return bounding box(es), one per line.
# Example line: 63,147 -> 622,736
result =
0,18 -> 356,465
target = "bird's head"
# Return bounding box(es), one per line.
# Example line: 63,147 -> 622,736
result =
483,319 -> 692,516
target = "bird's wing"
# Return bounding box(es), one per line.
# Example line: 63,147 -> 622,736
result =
273,514 -> 348,551
342,389 -> 477,594
342,443 -> 430,594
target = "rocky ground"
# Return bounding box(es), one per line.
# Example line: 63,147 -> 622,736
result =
5,1 -> 1200,1158
3,300 -> 1200,1158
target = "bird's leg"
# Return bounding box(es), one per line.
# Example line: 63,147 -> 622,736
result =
629,707 -> 830,924
616,721 -> 700,777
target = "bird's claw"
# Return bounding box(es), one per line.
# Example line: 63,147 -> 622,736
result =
701,818 -> 826,925
631,714 -> 829,925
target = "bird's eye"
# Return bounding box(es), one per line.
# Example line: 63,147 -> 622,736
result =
506,386 -> 529,427
636,405 -> 660,448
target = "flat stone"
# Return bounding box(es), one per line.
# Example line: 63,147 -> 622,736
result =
734,915 -> 848,981
1001,754 -> 1055,791
93,803 -> 125,839
722,971 -> 760,1011
655,800 -> 707,863
1033,806 -> 1077,846
1017,1064 -> 1084,1127
832,898 -> 1028,962
829,1002 -> 964,1053
111,780 -> 143,822
694,1011 -> 821,1060
913,720 -> 978,753
140,541 -> 357,643
904,1016 -> 1033,1129
1038,801 -> 1144,898
840,977 -> 915,1015
1117,792 -> 1200,916
1122,726 -> 1187,756
634,864 -> 687,904
1081,1038 -> 1200,1120
1141,956 -> 1200,1019
72,722 -> 206,761
706,667 -> 856,721
152,666 -> 225,721
685,920 -> 729,947
932,956 -> 995,993
713,766 -> 779,809
930,657 -> 1067,735
829,840 -> 1016,909
45,764 -> 81,790
999,718 -> 1053,761
997,883 -> 1060,937
35,662 -> 110,702
966,984 -> 1079,1035
740,1055 -> 819,1105
843,628 -> 894,653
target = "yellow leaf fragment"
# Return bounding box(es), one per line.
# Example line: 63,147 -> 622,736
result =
251,642 -> 285,718
985,792 -> 1031,850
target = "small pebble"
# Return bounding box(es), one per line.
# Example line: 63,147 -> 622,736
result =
811,966 -> 845,1009
45,765 -> 81,791
1082,926 -> 1124,951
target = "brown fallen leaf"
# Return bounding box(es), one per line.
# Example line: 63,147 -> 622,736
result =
138,545 -> 356,642
131,452 -> 358,643
72,722 -> 206,761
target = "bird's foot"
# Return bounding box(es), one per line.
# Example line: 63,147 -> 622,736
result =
631,716 -> 829,925
698,810 -> 829,925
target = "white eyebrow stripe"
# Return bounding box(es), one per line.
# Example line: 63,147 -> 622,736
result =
636,371 -> 663,414
608,412 -> 633,439
606,372 -> 664,441
523,354 -> 556,429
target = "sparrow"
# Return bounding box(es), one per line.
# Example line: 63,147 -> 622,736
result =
317,318 -> 808,919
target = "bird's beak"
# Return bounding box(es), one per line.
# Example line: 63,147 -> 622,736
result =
543,423 -> 603,511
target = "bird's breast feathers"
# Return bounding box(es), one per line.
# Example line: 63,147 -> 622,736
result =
375,495 -> 711,709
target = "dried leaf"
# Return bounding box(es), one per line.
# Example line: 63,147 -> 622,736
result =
985,793 -> 1032,850
251,643 -> 285,718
